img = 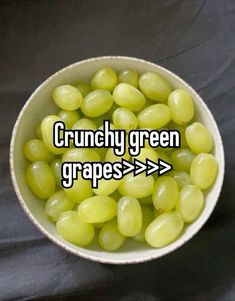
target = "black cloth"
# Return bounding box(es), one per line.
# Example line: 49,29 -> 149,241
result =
1,0 -> 235,300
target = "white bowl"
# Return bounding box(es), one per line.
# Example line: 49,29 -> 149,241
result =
10,56 -> 225,264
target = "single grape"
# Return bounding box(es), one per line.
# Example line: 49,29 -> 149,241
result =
23,139 -> 55,162
58,110 -> 80,129
72,118 -> 97,131
62,148 -> 100,163
169,171 -> 191,189
117,196 -> 142,236
26,161 -> 56,199
145,211 -> 184,248
138,104 -> 171,129
91,67 -> 118,92
133,206 -> 154,242
92,178 -> 122,195
73,80 -> 91,97
53,85 -> 83,111
118,69 -> 139,88
190,153 -> 218,190
56,211 -> 94,246
170,148 -> 195,172
50,159 -> 62,188
112,107 -> 138,132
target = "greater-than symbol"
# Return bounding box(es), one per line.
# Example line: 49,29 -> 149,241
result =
158,159 -> 172,175
146,158 -> 159,176
134,159 -> 147,176
122,159 -> 135,175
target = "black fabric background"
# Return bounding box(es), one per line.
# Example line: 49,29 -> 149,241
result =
1,0 -> 235,300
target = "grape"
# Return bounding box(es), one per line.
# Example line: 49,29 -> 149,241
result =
190,153 -> 218,190
58,110 -> 80,129
56,211 -> 94,246
119,69 -> 139,88
72,118 -> 97,131
113,83 -> 145,112
99,219 -> 126,251
23,139 -> 55,162
62,148 -> 100,163
168,89 -> 194,124
177,185 -> 204,223
98,122 -> 117,131
78,195 -> 117,223
45,190 -> 74,222
73,80 -> 91,97
117,196 -> 142,236
185,122 -> 213,154
133,206 -> 154,242
169,171 -> 190,189
81,90 -> 113,117
139,72 -> 172,102
118,173 -> 154,198
152,176 -> 178,211
64,173 -> 93,203
133,148 -> 158,163
53,85 -> 83,111
92,178 -> 121,195
145,211 -> 184,247
105,142 -> 130,162
112,108 -> 138,132
138,104 -> 171,129
51,159 -> 62,188
170,148 -> 195,172
91,67 -> 118,92
26,161 -> 56,199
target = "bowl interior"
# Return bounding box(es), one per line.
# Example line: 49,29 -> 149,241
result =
10,56 -> 224,264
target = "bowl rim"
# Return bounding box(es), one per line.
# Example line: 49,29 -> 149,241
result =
10,55 -> 225,264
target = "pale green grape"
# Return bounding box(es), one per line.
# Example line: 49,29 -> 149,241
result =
99,219 -> 126,251
45,190 -> 74,222
145,211 -> 184,247
58,110 -> 80,129
117,196 -> 142,236
133,148 -> 158,163
92,178 -> 121,195
73,80 -> 91,97
56,211 -> 94,246
81,90 -> 113,117
138,104 -> 171,129
170,148 -> 195,172
112,107 -> 138,132
190,153 -> 218,190
51,159 -> 62,188
62,148 -> 100,163
72,118 -> 97,131
177,185 -> 204,223
119,69 -> 139,88
113,83 -> 145,112
133,206 -> 154,242
53,85 -> 83,111
185,122 -> 213,154
168,89 -> 194,124
91,67 -> 118,92
118,173 -> 154,198
169,171 -> 190,189
78,195 -> 117,223
26,161 -> 56,199
23,139 -> 55,162
139,72 -> 172,102
152,176 -> 178,211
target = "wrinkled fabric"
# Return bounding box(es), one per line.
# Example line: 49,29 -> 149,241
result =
0,0 -> 235,300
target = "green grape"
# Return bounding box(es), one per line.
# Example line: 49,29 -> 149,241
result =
105,143 -> 130,162
99,219 -> 126,251
23,139 -> 55,162
177,185 -> 204,223
91,67 -> 118,92
170,148 -> 195,172
73,80 -> 91,97
117,196 -> 142,236
81,90 -> 113,117
51,159 -> 62,188
112,107 -> 138,132
58,110 -> 80,129
118,173 -> 154,198
62,148 -> 100,163
133,148 -> 158,163
152,176 -> 178,211
45,190 -> 74,222
145,211 -> 184,247
133,206 -> 154,242
113,83 -> 146,112
170,123 -> 188,148
41,115 -> 65,154
153,208 -> 163,218
92,178 -> 121,195
64,173 -> 93,203
78,195 -> 117,223
138,196 -> 152,205
118,69 -> 139,88
185,122 -> 213,154
169,171 -> 190,189
138,104 -> 171,129
26,161 -> 56,199
190,153 -> 218,190
139,72 -> 172,102
72,118 -> 97,131
53,85 -> 83,111
168,89 -> 194,124
36,125 -> 42,138
56,211 -> 94,246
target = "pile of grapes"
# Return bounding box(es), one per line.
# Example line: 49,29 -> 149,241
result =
24,67 -> 218,251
